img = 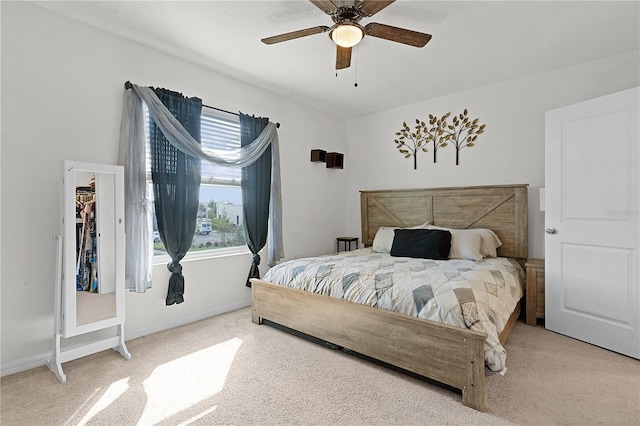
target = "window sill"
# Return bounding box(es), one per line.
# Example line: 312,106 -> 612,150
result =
153,246 -> 251,266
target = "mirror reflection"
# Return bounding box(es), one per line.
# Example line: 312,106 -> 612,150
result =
74,171 -> 117,325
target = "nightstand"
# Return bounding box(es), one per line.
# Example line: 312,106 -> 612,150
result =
525,258 -> 545,325
336,237 -> 358,252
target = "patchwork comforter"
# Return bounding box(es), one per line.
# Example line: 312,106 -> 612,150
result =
263,248 -> 524,371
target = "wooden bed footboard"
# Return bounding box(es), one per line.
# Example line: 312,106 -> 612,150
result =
251,278 -> 488,411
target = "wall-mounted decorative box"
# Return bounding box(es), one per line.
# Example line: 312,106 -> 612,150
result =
326,152 -> 344,169
310,149 -> 327,162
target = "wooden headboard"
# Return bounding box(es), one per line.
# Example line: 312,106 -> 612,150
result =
360,184 -> 528,260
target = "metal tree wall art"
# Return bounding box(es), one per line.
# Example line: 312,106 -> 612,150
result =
425,112 -> 451,163
444,109 -> 486,165
394,110 -> 485,168
394,120 -> 429,170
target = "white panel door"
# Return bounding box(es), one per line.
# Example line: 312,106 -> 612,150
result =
545,87 -> 639,359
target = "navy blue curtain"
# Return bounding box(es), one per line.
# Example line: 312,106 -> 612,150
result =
149,88 -> 202,305
240,114 -> 271,287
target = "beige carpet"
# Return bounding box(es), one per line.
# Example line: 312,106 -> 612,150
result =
1,307 -> 639,425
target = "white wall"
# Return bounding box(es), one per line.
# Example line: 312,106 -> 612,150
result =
0,2 -> 347,373
343,50 -> 640,259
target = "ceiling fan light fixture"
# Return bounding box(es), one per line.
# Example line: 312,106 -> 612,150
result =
330,24 -> 364,48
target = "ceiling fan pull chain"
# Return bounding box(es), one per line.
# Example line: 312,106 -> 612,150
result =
354,47 -> 358,88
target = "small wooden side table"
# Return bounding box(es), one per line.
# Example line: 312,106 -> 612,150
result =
525,258 -> 545,325
336,237 -> 358,252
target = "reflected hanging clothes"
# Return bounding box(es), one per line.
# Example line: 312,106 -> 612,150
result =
76,184 -> 99,293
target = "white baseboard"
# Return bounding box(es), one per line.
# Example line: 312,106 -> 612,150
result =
0,300 -> 251,378
124,300 -> 251,341
1,352 -> 54,377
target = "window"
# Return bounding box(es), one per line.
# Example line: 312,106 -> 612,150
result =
146,107 -> 247,256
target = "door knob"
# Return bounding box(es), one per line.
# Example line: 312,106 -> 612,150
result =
545,228 -> 557,234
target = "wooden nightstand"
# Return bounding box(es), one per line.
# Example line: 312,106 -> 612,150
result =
336,237 -> 358,252
525,258 -> 545,325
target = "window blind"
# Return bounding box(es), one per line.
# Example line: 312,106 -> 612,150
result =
145,106 -> 242,186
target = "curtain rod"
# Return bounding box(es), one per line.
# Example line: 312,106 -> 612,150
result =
125,81 -> 280,128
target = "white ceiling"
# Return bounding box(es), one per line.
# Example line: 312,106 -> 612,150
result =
32,1 -> 640,119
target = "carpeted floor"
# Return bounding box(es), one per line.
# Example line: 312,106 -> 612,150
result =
1,307 -> 639,425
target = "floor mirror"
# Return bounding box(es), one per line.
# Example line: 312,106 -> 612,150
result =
48,160 -> 131,383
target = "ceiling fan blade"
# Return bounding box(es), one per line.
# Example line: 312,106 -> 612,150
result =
261,26 -> 330,45
336,46 -> 352,70
364,22 -> 431,47
365,22 -> 432,47
309,0 -> 338,15
358,0 -> 395,17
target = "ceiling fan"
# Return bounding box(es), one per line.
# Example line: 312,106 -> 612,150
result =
261,0 -> 432,70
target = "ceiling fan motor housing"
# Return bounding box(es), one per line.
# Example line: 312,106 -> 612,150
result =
330,6 -> 364,24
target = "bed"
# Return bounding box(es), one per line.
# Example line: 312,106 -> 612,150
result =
251,184 -> 528,411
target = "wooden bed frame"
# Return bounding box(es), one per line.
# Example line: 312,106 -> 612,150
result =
251,184 -> 528,411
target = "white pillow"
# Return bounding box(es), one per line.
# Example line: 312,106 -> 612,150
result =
372,227 -> 397,253
426,225 -> 483,261
427,225 -> 502,259
372,222 -> 429,253
477,229 -> 502,258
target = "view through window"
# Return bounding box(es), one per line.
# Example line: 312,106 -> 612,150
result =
147,107 -> 246,256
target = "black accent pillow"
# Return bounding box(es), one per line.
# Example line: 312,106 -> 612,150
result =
390,229 -> 452,260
